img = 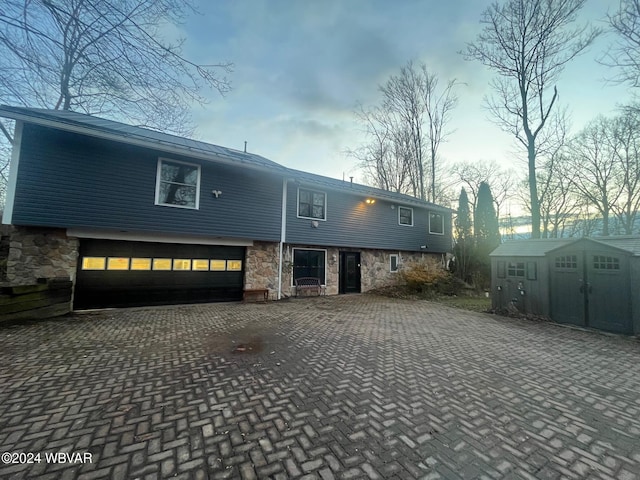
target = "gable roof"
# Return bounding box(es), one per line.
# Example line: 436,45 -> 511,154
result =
490,238 -> 575,257
0,105 -> 448,211
491,236 -> 640,257
0,105 -> 287,173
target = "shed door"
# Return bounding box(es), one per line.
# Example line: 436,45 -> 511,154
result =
550,250 -> 632,334
587,251 -> 631,334
550,253 -> 586,328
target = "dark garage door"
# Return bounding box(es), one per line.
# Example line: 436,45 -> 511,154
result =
75,239 -> 245,309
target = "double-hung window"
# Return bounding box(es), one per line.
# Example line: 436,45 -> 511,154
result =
155,158 -> 201,209
399,207 -> 413,226
429,212 -> 444,235
298,188 -> 326,220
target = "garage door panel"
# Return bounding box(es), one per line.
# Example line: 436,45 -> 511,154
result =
75,239 -> 245,309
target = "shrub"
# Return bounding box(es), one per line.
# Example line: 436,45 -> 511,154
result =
400,258 -> 460,296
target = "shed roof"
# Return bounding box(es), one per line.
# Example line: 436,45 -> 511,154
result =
490,238 -> 575,257
491,236 -> 640,257
0,105 -> 448,211
590,236 -> 640,255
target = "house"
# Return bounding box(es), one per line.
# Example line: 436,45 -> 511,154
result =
490,237 -> 640,335
0,105 -> 452,309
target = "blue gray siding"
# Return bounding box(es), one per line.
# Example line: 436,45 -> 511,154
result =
285,183 -> 451,253
12,124 -> 282,241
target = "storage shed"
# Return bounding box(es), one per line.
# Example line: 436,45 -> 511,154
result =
490,236 -> 640,335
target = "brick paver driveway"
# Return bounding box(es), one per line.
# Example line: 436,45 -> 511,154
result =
1,295 -> 639,480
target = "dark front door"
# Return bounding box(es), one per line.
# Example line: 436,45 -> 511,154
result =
339,252 -> 361,294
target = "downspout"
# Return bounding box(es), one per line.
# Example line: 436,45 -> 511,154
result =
2,120 -> 23,225
277,178 -> 288,300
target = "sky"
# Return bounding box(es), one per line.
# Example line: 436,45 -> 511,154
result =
177,0 -> 632,203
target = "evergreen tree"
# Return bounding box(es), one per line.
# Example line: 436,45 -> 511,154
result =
474,182 -> 500,286
453,188 -> 473,282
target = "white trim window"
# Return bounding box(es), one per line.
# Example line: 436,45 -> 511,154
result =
390,254 -> 399,273
155,158 -> 201,209
429,212 -> 444,235
297,188 -> 326,220
398,206 -> 413,226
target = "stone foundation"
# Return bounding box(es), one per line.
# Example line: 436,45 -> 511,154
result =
360,249 -> 438,291
244,241 -> 280,297
3,226 -> 78,286
281,244 -> 442,296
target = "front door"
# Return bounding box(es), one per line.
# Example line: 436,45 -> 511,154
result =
339,252 -> 361,294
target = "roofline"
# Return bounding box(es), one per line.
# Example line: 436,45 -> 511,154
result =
545,236 -> 639,256
0,106 -> 287,176
286,170 -> 452,211
0,106 -> 452,211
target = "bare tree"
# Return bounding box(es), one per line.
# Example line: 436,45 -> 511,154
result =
357,61 -> 458,202
566,116 -> 621,236
420,68 -> 459,202
351,105 -> 414,195
0,0 -> 232,139
449,160 -> 515,218
607,0 -> 640,88
464,0 -> 599,238
609,108 -> 640,234
527,153 -> 579,238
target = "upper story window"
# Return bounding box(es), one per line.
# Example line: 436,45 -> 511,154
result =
298,188 -> 326,220
155,158 -> 201,209
399,207 -> 413,226
429,212 -> 444,235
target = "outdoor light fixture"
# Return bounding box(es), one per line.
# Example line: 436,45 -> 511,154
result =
365,198 -> 375,204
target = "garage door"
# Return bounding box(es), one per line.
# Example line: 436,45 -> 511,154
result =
75,239 -> 245,309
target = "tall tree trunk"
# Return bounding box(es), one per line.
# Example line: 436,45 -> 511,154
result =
528,142 -> 541,238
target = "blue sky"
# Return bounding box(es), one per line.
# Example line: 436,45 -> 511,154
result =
179,0 -> 631,191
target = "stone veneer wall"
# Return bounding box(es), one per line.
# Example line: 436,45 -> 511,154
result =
281,244 -> 443,296
244,241 -> 280,296
360,249 -> 440,291
4,226 -> 79,286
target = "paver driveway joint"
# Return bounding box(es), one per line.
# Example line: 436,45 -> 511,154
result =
1,295 -> 639,479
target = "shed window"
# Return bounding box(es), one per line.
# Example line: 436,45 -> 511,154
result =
507,261 -> 525,277
298,188 -> 326,220
593,255 -> 620,270
497,261 -> 506,278
155,158 -> 200,209
555,255 -> 577,269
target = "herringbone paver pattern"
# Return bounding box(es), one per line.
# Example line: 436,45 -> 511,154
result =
1,295 -> 639,479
